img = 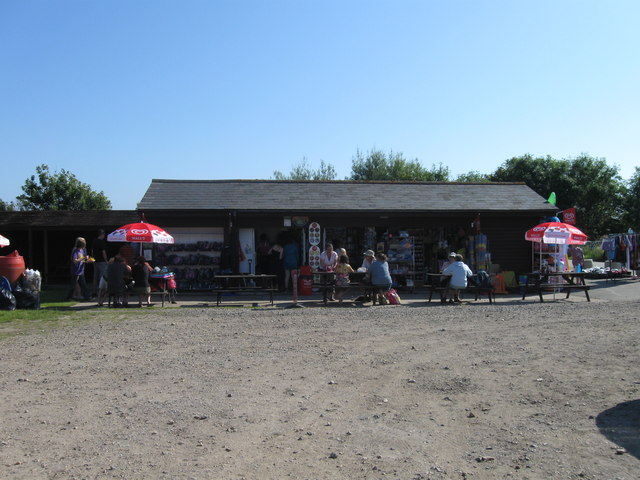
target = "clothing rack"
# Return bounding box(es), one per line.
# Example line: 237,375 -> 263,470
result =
600,232 -> 639,274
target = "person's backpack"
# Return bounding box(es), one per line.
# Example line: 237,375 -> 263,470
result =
476,270 -> 492,289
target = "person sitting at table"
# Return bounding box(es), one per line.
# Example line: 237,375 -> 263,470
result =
319,243 -> 338,272
131,255 -> 153,307
442,253 -> 473,303
107,254 -> 132,307
370,252 -> 393,305
334,254 -> 354,302
361,250 -> 375,271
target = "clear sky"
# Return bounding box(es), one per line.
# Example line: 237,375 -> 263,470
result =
1,0 -> 638,209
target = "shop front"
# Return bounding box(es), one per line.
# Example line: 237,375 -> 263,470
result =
135,178 -> 556,290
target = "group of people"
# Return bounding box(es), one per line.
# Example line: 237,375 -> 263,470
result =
68,230 -> 155,307
318,243 -> 393,304
256,234 -> 300,292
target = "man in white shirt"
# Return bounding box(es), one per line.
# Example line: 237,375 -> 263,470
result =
442,254 -> 473,303
361,249 -> 375,271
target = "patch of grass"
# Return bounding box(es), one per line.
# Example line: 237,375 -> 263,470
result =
0,286 -> 155,339
584,247 -> 605,262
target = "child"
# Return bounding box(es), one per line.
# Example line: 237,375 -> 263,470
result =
97,257 -> 114,306
334,255 -> 354,302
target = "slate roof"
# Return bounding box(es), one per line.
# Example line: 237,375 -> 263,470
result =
0,210 -> 139,228
138,180 -> 556,214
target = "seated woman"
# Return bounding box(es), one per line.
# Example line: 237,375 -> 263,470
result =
442,253 -> 473,303
106,255 -> 131,307
369,252 -> 392,304
131,255 -> 153,307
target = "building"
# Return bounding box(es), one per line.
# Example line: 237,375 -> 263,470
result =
0,180 -> 556,286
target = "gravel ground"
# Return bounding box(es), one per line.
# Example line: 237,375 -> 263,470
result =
1,290 -> 639,479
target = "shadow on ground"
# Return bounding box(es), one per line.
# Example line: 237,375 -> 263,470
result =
596,399 -> 640,459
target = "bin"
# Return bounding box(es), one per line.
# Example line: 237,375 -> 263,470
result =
0,250 -> 25,288
298,265 -> 313,296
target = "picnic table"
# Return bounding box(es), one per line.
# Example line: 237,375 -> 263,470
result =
212,274 -> 277,306
425,272 -> 496,303
521,271 -> 590,302
313,271 -> 379,305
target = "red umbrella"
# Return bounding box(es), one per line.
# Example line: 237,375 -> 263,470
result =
525,222 -> 587,245
107,222 -> 174,244
0,234 -> 9,247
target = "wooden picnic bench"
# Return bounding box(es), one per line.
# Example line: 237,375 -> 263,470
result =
521,271 -> 590,302
212,274 -> 278,306
426,273 -> 496,303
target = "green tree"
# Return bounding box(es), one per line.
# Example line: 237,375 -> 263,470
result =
349,149 -> 449,181
624,167 -> 640,231
490,154 -> 626,237
273,158 -> 337,180
16,164 -> 112,211
0,199 -> 17,211
455,171 -> 491,182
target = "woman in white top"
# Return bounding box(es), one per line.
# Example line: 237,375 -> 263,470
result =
319,243 -> 338,272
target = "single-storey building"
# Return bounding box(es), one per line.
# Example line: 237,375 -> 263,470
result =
0,180 -> 557,287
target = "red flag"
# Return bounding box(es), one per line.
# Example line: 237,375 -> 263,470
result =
562,208 -> 577,225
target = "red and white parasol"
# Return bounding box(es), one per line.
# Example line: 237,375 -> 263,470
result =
107,222 -> 174,244
525,222 -> 587,245
0,234 -> 9,247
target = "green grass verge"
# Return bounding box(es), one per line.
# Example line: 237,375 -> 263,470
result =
0,286 -> 157,339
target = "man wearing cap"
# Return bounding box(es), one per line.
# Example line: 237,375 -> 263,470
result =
361,250 -> 375,271
444,252 -> 457,269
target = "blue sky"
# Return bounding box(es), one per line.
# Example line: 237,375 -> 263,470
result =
1,0 -> 638,209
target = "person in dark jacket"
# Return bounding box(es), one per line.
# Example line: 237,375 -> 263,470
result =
107,255 -> 131,307
131,255 -> 153,307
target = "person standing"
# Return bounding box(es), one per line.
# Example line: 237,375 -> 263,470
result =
256,234 -> 272,275
131,255 -> 153,307
67,237 -> 90,301
569,245 -> 585,271
268,242 -> 285,291
282,236 -> 299,291
91,229 -> 108,297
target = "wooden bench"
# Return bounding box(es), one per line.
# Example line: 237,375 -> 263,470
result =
520,273 -> 591,302
426,274 -> 496,303
213,288 -> 278,306
317,284 -> 381,305
468,284 -> 496,303
531,283 -> 590,302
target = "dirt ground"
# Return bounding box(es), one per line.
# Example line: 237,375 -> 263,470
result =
1,291 -> 639,479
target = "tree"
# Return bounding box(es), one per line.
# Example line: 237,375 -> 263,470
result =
0,199 -> 17,211
349,149 -> 450,181
273,158 -> 337,181
490,154 -> 626,237
455,171 -> 491,182
16,164 -> 112,211
624,167 -> 640,231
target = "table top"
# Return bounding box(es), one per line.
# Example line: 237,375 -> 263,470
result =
214,274 -> 277,279
524,271 -> 588,277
